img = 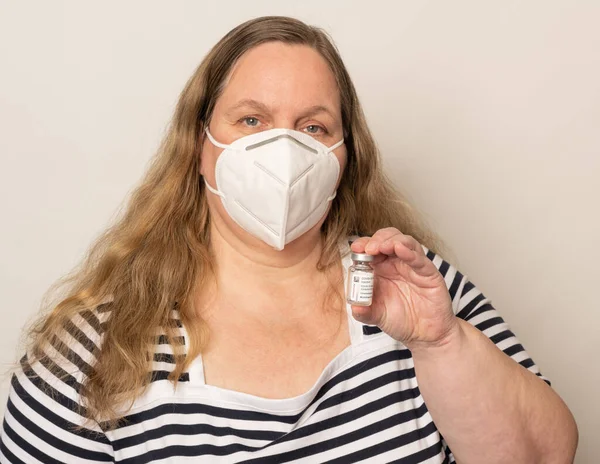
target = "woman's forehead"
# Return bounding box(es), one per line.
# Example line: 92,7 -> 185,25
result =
217,42 -> 341,116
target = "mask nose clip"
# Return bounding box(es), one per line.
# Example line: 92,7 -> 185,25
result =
245,134 -> 318,154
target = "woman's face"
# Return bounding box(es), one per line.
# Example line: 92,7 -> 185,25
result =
200,41 -> 347,249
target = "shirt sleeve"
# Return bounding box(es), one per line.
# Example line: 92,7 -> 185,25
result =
0,309 -> 114,463
423,246 -> 551,386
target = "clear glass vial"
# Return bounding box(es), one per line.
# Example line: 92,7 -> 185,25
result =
346,252 -> 375,306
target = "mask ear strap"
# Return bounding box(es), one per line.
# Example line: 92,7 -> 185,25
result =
325,141 -> 343,200
205,129 -> 230,150
204,178 -> 224,198
328,138 -> 345,153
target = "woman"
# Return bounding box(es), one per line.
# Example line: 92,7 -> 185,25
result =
0,16 -> 577,464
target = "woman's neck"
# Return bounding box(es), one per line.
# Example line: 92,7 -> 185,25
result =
197,222 -> 341,327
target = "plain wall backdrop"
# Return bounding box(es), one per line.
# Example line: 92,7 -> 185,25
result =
1,1 -> 598,462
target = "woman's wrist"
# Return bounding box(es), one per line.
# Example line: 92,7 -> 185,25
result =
406,316 -> 467,357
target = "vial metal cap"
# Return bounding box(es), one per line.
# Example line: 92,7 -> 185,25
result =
351,252 -> 375,262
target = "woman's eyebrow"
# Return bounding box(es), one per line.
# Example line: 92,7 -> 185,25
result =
225,99 -> 271,117
302,105 -> 337,120
225,99 -> 337,120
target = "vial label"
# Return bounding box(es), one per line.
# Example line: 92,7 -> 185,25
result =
348,270 -> 374,305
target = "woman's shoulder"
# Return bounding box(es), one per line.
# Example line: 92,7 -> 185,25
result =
17,302 -> 112,390
68,302 -> 112,351
419,244 -> 484,317
2,304 -> 115,462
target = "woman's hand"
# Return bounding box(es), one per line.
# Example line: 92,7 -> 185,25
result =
350,227 -> 459,350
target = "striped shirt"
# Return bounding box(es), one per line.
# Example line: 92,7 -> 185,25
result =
0,245 -> 550,463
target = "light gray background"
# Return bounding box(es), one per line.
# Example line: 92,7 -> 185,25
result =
1,1 -> 598,462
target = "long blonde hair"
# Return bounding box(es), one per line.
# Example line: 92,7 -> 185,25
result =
24,16 -> 442,425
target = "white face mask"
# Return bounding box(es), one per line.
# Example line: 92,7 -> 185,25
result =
204,128 -> 344,250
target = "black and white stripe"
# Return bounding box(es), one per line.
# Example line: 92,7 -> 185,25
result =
0,246 -> 550,463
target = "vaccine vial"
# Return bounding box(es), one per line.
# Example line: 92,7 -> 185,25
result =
347,252 -> 375,306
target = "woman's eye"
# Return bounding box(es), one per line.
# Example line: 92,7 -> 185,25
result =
241,117 -> 260,127
305,125 -> 325,135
